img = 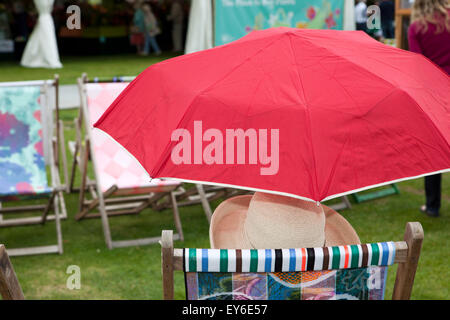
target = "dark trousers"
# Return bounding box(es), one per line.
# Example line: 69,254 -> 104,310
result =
425,174 -> 441,213
356,23 -> 367,33
381,21 -> 394,39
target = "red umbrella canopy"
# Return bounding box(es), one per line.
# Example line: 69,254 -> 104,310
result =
95,27 -> 450,202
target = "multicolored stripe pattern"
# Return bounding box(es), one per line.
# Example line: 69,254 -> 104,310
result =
184,242 -> 396,273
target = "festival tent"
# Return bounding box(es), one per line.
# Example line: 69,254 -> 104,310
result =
21,0 -> 62,69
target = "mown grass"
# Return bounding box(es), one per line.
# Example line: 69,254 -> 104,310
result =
0,53 -> 179,85
0,56 -> 448,300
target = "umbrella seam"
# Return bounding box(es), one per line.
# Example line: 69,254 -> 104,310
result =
150,35 -> 289,177
290,32 -> 411,94
398,89 -> 450,150
286,32 -> 319,200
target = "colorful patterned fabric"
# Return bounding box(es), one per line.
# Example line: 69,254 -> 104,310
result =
185,267 -> 388,300
184,242 -> 396,272
184,242 -> 394,300
85,83 -> 180,193
0,86 -> 51,198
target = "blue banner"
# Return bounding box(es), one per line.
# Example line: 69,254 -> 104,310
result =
214,0 -> 345,46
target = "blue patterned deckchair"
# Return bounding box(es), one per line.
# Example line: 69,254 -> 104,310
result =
161,222 -> 423,300
0,77 -> 67,256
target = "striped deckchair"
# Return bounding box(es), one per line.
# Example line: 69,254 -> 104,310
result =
69,74 -> 184,249
0,77 -> 68,256
161,222 -> 423,300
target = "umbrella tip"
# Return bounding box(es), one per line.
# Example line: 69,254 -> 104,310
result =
316,201 -> 320,207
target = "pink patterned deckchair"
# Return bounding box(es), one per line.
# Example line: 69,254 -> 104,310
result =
161,222 -> 424,300
0,77 -> 67,256
70,75 -> 183,249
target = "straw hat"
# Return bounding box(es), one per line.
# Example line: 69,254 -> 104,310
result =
210,192 -> 360,249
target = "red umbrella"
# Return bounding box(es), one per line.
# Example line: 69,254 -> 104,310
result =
95,27 -> 450,202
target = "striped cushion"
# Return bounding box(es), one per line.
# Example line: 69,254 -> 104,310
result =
184,242 -> 396,273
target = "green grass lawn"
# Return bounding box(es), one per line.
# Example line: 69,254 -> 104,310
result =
0,55 -> 449,300
0,53 -> 179,85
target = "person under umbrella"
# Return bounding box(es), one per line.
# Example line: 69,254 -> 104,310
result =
209,192 -> 360,249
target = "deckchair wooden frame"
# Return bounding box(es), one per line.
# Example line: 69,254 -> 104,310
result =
165,185 -> 352,224
70,75 -> 184,249
0,76 -> 68,256
161,222 -> 424,300
0,245 -> 25,300
164,184 -> 253,223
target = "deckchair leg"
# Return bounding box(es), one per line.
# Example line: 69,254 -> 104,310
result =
58,190 -> 68,220
69,108 -> 85,193
161,230 -> 174,300
58,119 -> 70,193
78,139 -> 90,213
53,191 -> 64,255
69,119 -> 81,192
41,192 -> 56,224
94,183 -> 114,250
196,184 -> 213,223
392,222 -> 424,300
170,192 -> 184,242
329,196 -> 352,211
98,205 -> 113,250
0,245 -> 25,300
76,185 -> 118,220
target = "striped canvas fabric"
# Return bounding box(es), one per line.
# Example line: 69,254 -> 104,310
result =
184,242 -> 396,273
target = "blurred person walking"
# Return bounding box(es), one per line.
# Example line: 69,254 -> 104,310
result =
167,0 -> 184,52
142,3 -> 162,55
355,0 -> 368,32
131,0 -> 146,55
408,0 -> 450,217
379,0 -> 395,38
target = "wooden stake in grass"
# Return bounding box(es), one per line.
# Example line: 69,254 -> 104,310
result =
0,245 -> 25,300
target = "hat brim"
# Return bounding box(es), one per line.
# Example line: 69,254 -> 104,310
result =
210,195 -> 360,249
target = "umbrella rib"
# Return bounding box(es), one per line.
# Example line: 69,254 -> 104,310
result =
286,33 -> 319,200
150,35 -> 288,178
398,89 -> 450,150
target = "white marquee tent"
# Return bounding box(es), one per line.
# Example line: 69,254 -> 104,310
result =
21,0 -> 62,69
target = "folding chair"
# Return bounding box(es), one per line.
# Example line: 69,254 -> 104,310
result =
166,184 -> 254,223
0,244 -> 25,300
325,195 -> 352,211
70,74 -> 184,249
352,184 -> 400,203
161,222 -> 423,300
0,77 -> 67,256
166,186 -> 351,224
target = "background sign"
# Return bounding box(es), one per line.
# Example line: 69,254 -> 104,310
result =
214,0 -> 345,46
